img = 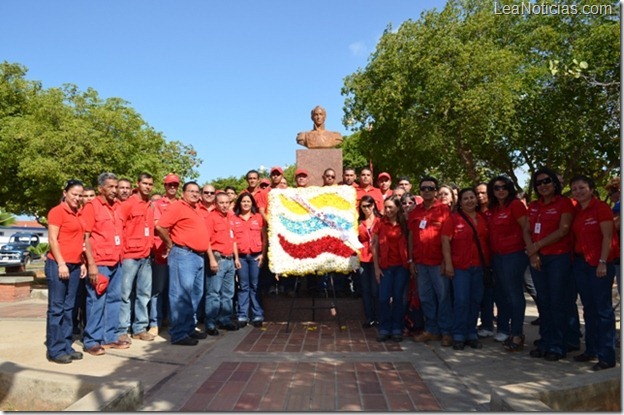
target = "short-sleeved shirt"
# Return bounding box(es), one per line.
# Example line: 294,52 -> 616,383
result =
489,198 -> 528,255
373,217 -> 408,269
79,196 -> 124,266
157,200 -> 210,252
441,212 -> 489,270
47,202 -> 84,264
206,210 -> 236,256
408,201 -> 450,265
232,213 -> 265,254
572,197 -> 619,266
358,217 -> 380,263
121,194 -> 154,259
153,196 -> 178,264
527,195 -> 574,255
253,189 -> 268,210
356,185 -> 384,212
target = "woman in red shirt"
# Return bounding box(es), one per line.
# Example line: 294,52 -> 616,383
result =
357,195 -> 382,328
372,195 -> 409,342
442,188 -> 489,350
45,180 -> 86,364
569,175 -> 618,370
232,192 -> 267,327
487,176 -> 532,351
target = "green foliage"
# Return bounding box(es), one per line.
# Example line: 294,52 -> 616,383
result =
0,209 -> 16,227
341,0 -> 620,196
28,242 -> 49,257
0,62 -> 202,216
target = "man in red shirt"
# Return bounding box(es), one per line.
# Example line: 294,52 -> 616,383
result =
205,192 -> 241,335
155,181 -> 210,346
117,178 -> 133,202
269,166 -> 284,189
149,173 -> 180,336
341,167 -> 358,187
356,167 -> 384,211
80,172 -> 127,356
117,173 -> 155,343
378,172 -> 393,200
295,168 -> 310,188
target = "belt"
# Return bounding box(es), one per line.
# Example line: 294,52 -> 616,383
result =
239,252 -> 262,257
173,244 -> 204,256
214,251 -> 234,260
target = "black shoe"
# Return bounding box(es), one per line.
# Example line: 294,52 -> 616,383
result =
573,353 -> 597,362
218,323 -> 239,331
362,321 -> 376,329
251,320 -> 263,328
391,334 -> 403,342
465,339 -> 483,349
530,348 -> 546,358
47,354 -> 72,364
70,350 -> 83,360
533,339 -> 541,346
530,317 -> 540,326
206,327 -> 220,336
237,321 -> 248,328
592,361 -> 615,371
173,336 -> 199,346
376,334 -> 391,342
452,341 -> 465,350
189,330 -> 208,340
566,344 -> 581,353
544,351 -> 563,361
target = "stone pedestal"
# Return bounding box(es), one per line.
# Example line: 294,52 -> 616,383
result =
296,149 -> 343,187
0,276 -> 33,302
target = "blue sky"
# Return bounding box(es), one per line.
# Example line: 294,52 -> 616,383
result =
0,0 -> 447,184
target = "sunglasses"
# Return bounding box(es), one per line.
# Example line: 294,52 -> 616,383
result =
420,186 -> 436,192
361,204 -> 373,208
493,185 -> 508,191
535,177 -> 553,186
325,175 -> 335,179
203,191 -> 215,195
402,201 -> 415,206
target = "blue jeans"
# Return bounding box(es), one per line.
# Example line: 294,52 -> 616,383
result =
573,257 -> 616,365
492,251 -> 528,336
452,267 -> 484,341
359,262 -> 378,323
118,257 -> 152,335
83,264 -> 122,349
479,284 -> 496,332
236,253 -> 264,322
167,246 -> 204,343
205,257 -> 236,329
530,253 -> 571,356
378,265 -> 409,335
149,261 -> 169,329
416,264 -> 453,335
45,259 -> 81,359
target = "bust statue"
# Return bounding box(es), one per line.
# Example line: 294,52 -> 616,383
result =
296,105 -> 343,149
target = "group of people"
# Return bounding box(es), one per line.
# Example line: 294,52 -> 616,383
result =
44,166 -> 620,373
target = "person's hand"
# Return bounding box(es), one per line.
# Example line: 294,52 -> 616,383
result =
210,259 -> 219,273
596,262 -> 607,278
88,264 -> 98,285
256,254 -> 263,268
234,259 -> 242,270
374,266 -> 383,283
58,263 -> 69,280
442,263 -> 454,279
409,262 -> 417,278
530,254 -> 541,271
79,264 -> 87,279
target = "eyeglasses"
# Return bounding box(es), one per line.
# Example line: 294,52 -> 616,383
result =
203,191 -> 215,195
402,201 -> 415,206
361,204 -> 373,208
325,175 -> 335,179
535,177 -> 553,186
165,183 -> 179,187
420,186 -> 436,192
493,185 -> 508,191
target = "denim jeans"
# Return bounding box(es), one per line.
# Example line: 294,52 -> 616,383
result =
530,253 -> 571,356
118,257 -> 152,335
205,257 -> 236,329
416,264 -> 453,335
83,264 -> 122,349
492,250 -> 528,336
236,253 -> 264,322
45,259 -> 81,359
573,257 -> 616,365
378,265 -> 409,335
452,266 -> 484,341
479,284 -> 495,332
149,261 -> 169,329
167,246 -> 204,343
359,261 -> 378,323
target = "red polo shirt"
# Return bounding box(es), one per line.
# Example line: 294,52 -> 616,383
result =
356,185 -> 384,212
527,195 -> 574,255
358,217 -> 380,262
572,197 -> 619,266
252,189 -> 268,210
206,209 -> 236,256
47,202 -> 84,264
121,194 -> 154,259
373,217 -> 408,269
489,198 -> 528,255
232,213 -> 265,254
157,200 -> 210,252
153,196 -> 178,264
408,201 -> 450,265
80,196 -> 124,266
442,212 -> 489,270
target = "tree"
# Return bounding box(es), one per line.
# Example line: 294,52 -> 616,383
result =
341,0 -> 620,194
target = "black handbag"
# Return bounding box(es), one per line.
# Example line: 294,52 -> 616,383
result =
457,210 -> 494,287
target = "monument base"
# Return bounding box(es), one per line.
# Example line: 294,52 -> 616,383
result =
296,149 -> 343,187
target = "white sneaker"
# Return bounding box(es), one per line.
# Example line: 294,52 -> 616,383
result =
477,329 -> 494,338
494,332 -> 509,342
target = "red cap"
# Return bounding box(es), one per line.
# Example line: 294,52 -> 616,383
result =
164,173 -> 180,184
215,189 -> 224,195
295,168 -> 309,177
270,166 -> 283,175
378,172 -> 391,182
260,178 -> 271,186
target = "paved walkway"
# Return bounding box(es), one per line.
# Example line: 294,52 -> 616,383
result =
0,290 -> 620,411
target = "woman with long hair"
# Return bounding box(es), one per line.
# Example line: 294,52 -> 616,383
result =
372,195 -> 410,342
569,175 -> 618,370
45,179 -> 87,363
437,184 -> 457,209
486,176 -> 531,351
441,188 -> 489,350
232,192 -> 267,327
357,195 -> 382,328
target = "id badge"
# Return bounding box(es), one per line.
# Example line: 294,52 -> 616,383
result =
230,230 -> 234,239
534,223 -> 541,234
144,227 -> 150,237
419,219 -> 427,230
114,235 -> 121,246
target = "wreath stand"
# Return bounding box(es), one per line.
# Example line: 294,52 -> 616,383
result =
285,273 -> 342,332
